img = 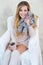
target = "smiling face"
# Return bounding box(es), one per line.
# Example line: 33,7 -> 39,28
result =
19,5 -> 28,19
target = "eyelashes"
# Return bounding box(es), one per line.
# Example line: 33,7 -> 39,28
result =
19,10 -> 28,12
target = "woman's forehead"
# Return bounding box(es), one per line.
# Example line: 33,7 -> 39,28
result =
19,5 -> 28,10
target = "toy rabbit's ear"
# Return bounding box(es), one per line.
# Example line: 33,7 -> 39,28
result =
32,15 -> 39,29
35,15 -> 39,27
35,15 -> 39,22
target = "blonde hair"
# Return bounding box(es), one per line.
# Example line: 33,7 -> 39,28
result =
13,1 -> 37,37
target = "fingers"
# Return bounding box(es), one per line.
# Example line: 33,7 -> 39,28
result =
25,19 -> 30,26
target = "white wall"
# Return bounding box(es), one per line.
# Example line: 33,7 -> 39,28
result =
0,0 -> 43,52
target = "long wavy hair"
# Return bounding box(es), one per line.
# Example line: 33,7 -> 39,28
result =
13,1 -> 36,37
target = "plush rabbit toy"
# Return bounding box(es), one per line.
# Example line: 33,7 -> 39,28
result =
17,11 -> 35,34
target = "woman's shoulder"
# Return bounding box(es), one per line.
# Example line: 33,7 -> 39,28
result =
7,16 -> 14,30
7,16 -> 14,23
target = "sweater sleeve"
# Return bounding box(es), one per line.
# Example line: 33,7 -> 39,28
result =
29,26 -> 36,37
0,16 -> 13,62
28,18 -> 42,65
29,17 -> 39,38
7,16 -> 16,43
7,16 -> 14,31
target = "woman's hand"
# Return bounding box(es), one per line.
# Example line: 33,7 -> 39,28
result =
16,44 -> 28,54
6,44 -> 16,51
25,18 -> 30,26
6,44 -> 28,53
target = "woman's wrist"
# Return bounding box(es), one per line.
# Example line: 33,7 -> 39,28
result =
6,48 -> 11,52
27,24 -> 32,29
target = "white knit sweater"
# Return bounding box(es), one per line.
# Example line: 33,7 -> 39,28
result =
7,16 -> 36,48
0,16 -> 42,65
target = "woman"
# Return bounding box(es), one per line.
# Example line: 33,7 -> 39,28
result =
0,1 -> 42,65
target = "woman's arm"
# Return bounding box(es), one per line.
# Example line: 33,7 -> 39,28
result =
25,18 -> 36,37
29,26 -> 36,37
28,16 -> 42,65
0,16 -> 12,60
0,30 -> 10,63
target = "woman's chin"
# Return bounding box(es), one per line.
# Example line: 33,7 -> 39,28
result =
21,17 -> 25,19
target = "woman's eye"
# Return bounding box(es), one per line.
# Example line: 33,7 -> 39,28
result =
24,10 -> 27,11
19,10 -> 27,12
19,10 -> 22,11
